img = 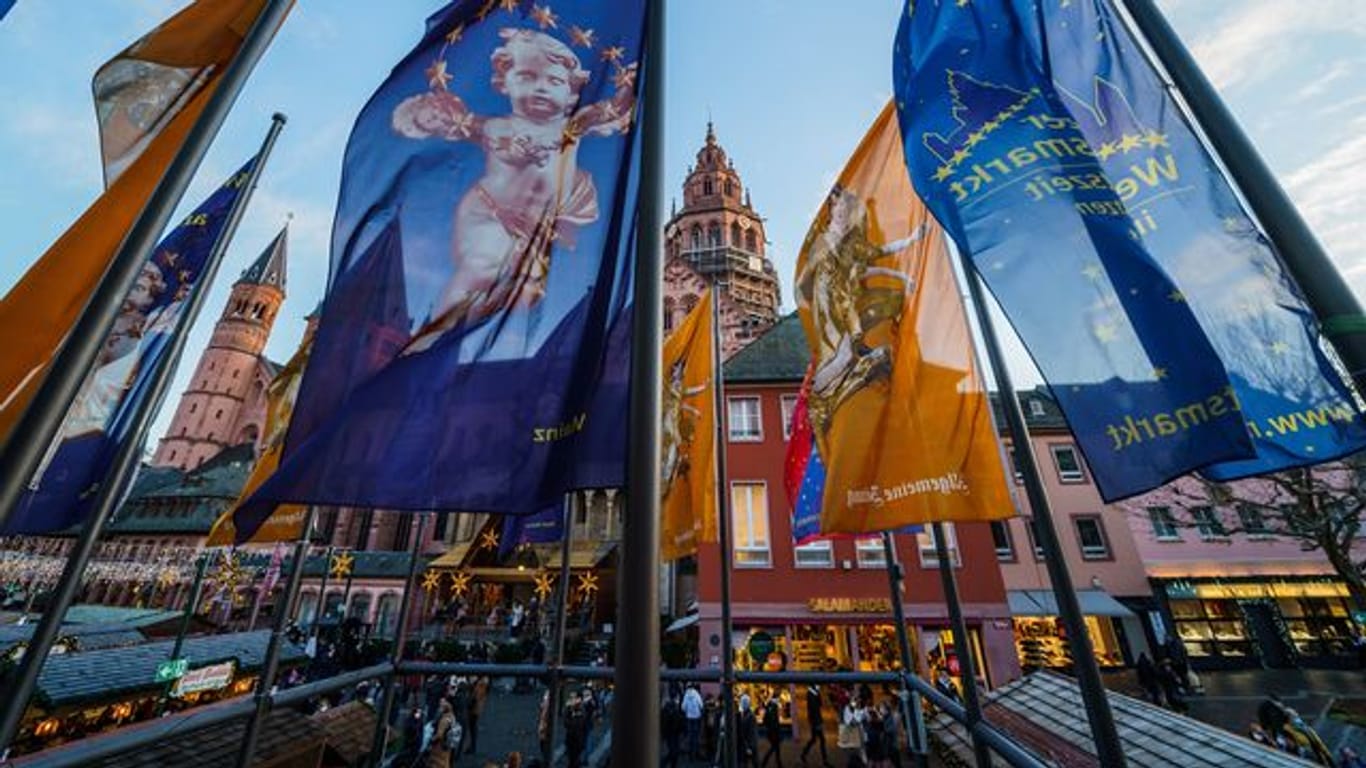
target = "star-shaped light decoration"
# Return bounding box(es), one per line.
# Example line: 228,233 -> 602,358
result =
569,25 -> 595,49
427,60 -> 453,91
530,4 -> 558,29
450,569 -> 473,597
329,551 -> 355,579
533,571 -> 555,602
157,567 -> 178,591
576,571 -> 599,598
422,569 -> 443,593
600,45 -> 625,64
480,529 -> 500,551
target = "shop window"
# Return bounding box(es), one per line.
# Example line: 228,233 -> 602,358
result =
731,482 -> 771,567
1049,444 -> 1086,483
1191,506 -> 1227,540
1073,516 -> 1110,560
793,539 -> 833,568
779,394 -> 798,440
727,396 -> 763,441
856,537 -> 886,568
1148,506 -> 1181,541
1237,504 -> 1271,538
990,521 -> 1015,561
1025,517 -> 1046,559
916,525 -> 960,568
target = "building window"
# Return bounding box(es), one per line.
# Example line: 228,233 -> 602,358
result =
917,525 -> 960,568
724,179 -> 734,197
731,482 -> 771,567
1050,444 -> 1085,483
1073,516 -> 1110,560
1191,506 -> 1227,540
730,221 -> 742,246
1028,399 -> 1046,418
746,230 -> 757,251
168,450 -> 176,462
1239,504 -> 1271,537
1026,517 -> 1046,559
727,396 -> 762,441
703,179 -> 713,196
780,395 -> 799,441
793,539 -> 833,568
708,222 -> 722,247
215,409 -> 223,419
691,225 -> 702,249
394,516 -> 411,552
1008,447 -> 1023,484
434,512 -> 451,541
990,521 -> 1015,561
189,403 -> 197,414
232,369 -> 240,379
1148,506 -> 1180,541
353,510 -> 374,549
856,536 -> 887,568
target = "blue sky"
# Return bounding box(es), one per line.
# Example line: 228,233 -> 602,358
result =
2,0 -> 1364,447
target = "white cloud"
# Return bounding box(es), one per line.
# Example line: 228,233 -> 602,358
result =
1296,60 -> 1353,102
4,103 -> 101,189
1189,1 -> 1366,91
1284,121 -> 1366,297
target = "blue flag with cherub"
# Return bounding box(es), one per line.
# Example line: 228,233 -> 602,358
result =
3,158 -> 257,535
893,0 -> 1366,501
234,1 -> 644,538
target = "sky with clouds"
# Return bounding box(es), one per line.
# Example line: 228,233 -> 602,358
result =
1,0 -> 1363,448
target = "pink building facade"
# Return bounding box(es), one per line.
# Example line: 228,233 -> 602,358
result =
1118,473 -> 1365,670
991,389 -> 1157,672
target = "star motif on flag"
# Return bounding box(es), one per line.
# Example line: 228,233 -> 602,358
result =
421,570 -> 442,593
445,24 -> 464,44
1269,340 -> 1290,355
1143,131 -> 1169,149
1118,133 -> 1143,153
450,569 -> 473,596
1081,263 -> 1103,280
1152,367 -> 1168,381
576,571 -> 599,597
1095,142 -> 1118,160
601,45 -> 625,63
480,529 -> 500,551
533,572 -> 555,601
329,551 -> 355,579
933,165 -> 954,182
1305,445 -> 1316,453
613,65 -> 637,91
1221,216 -> 1241,233
159,250 -> 181,268
1094,323 -> 1119,343
476,0 -> 496,20
949,148 -> 971,166
956,0 -> 969,6
530,4 -> 558,29
427,60 -> 453,90
1167,289 -> 1186,302
569,25 -> 595,49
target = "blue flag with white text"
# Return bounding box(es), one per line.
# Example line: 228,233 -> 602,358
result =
234,2 -> 645,540
4,158 -> 256,535
894,0 -> 1366,500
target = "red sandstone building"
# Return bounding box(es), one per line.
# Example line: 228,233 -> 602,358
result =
690,315 -> 1021,733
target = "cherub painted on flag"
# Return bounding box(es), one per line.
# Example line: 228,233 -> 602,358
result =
393,25 -> 637,352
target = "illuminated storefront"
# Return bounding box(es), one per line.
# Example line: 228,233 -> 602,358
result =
1006,589 -> 1138,670
1156,577 -> 1361,670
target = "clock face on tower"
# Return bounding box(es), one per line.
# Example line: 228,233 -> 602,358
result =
736,216 -> 751,230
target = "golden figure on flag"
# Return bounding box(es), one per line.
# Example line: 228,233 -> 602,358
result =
660,358 -> 707,490
393,26 -> 637,352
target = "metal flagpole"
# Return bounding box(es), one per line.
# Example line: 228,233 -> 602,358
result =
931,523 -> 991,768
157,552 -> 210,717
541,494 -> 575,767
880,532 -> 929,768
0,113 -> 286,758
312,545 -> 335,644
339,549 -> 355,620
236,505 -> 319,768
613,0 -> 664,763
710,280 -> 738,768
0,0 -> 293,532
1119,0 -> 1366,389
956,262 -> 1126,765
369,514 -> 426,767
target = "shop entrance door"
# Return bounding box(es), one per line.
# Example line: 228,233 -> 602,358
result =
1242,602 -> 1292,669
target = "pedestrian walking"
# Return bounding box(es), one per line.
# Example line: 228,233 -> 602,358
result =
934,670 -> 959,703
682,683 -> 705,758
837,697 -> 865,768
877,701 -> 902,768
1340,746 -> 1365,768
662,691 -> 685,768
760,694 -> 784,767
537,690 -> 551,762
426,698 -> 459,768
564,691 -> 590,768
862,708 -> 893,768
1135,653 -> 1163,706
1157,660 -> 1187,713
800,684 -> 833,768
737,694 -> 760,768
466,675 -> 490,755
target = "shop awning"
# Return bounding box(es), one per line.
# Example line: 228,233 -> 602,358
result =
1007,589 -> 1133,618
665,613 -> 699,633
427,541 -> 474,570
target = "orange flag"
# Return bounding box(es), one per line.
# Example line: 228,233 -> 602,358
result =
794,103 -> 1011,533
206,325 -> 313,547
660,291 -> 716,561
0,0 -> 282,445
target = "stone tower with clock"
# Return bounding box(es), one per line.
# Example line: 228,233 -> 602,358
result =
664,122 -> 781,358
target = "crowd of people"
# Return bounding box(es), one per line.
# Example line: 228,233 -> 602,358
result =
1251,694 -> 1352,767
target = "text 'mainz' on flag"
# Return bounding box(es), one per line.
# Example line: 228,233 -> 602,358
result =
893,0 -> 1366,501
795,102 -> 1011,534
234,1 -> 646,541
4,160 -> 257,535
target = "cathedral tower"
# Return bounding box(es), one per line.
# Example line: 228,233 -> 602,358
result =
152,228 -> 287,470
664,122 -> 780,353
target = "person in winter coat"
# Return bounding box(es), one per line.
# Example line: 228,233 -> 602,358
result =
737,694 -> 760,768
427,698 -> 458,768
1135,653 -> 1163,706
760,695 -> 784,767
801,684 -> 834,768
862,708 -> 893,768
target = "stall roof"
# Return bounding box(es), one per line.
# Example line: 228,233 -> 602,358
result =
35,629 -> 306,710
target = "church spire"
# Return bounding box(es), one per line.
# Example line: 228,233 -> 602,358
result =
239,226 -> 287,291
